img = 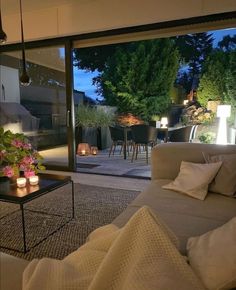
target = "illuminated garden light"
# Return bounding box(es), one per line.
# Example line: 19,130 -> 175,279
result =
216,105 -> 231,145
160,117 -> 168,128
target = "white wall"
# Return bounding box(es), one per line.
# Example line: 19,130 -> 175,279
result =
3,0 -> 236,44
0,65 -> 20,102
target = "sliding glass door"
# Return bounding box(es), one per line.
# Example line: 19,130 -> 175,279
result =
0,44 -> 74,171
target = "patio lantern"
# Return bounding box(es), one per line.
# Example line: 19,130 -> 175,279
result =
77,143 -> 90,156
216,105 -> 231,145
160,117 -> 168,128
91,146 -> 98,155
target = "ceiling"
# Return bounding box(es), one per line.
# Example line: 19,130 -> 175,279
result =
1,0 -> 78,15
5,47 -> 65,71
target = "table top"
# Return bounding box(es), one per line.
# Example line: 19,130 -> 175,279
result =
0,173 -> 71,204
156,126 -> 184,131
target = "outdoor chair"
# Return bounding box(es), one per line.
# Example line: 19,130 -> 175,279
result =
168,125 -> 195,142
130,124 -> 157,164
108,126 -> 132,157
190,125 -> 198,142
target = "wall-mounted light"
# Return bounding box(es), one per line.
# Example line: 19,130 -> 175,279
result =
216,105 -> 231,145
0,0 -> 7,44
19,0 -> 31,86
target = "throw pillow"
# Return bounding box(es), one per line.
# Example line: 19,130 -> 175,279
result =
162,161 -> 222,200
203,153 -> 236,196
187,217 -> 236,290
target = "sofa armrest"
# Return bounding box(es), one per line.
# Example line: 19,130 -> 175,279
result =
0,253 -> 30,290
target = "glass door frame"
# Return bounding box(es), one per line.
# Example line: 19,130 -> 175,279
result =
65,40 -> 76,172
0,39 -> 77,172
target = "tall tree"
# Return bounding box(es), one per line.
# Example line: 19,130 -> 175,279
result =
198,48 -> 236,122
175,70 -> 192,95
197,50 -> 226,106
218,35 -> 236,52
223,50 -> 236,124
97,39 -> 179,120
73,44 -> 117,73
175,32 -> 213,90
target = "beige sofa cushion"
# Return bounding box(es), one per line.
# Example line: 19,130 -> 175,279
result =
205,153 -> 236,196
162,161 -> 222,200
187,217 -> 236,290
151,143 -> 236,180
113,180 -> 236,254
0,253 -> 29,290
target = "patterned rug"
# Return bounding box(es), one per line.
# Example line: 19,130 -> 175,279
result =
0,183 -> 139,261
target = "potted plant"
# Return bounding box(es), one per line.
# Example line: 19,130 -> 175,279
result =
149,115 -> 161,128
198,131 -> 216,144
0,127 -> 45,183
75,105 -> 114,149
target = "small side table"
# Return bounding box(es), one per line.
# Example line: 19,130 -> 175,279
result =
0,173 -> 75,253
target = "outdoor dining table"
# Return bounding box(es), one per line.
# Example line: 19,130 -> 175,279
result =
123,126 -> 132,160
122,126 -> 183,159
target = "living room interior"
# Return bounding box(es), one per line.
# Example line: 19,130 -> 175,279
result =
0,1 -> 236,290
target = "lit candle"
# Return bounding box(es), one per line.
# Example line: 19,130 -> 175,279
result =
91,146 -> 98,155
29,175 -> 39,186
81,150 -> 86,155
17,177 -> 26,188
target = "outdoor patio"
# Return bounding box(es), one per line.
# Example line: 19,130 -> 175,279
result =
76,147 -> 151,178
40,145 -> 152,178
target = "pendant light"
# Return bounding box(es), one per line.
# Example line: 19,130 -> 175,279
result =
0,0 -> 7,44
19,0 -> 30,86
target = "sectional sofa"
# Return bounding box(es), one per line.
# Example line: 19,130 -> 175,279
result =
1,142 -> 236,290
113,142 -> 236,254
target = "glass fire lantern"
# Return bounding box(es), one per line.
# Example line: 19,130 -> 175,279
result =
91,146 -> 98,155
77,143 -> 91,156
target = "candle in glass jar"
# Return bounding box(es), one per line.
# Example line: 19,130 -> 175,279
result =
81,150 -> 86,155
29,175 -> 39,186
91,146 -> 98,155
17,177 -> 26,188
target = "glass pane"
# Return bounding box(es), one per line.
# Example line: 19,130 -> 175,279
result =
0,46 -> 69,168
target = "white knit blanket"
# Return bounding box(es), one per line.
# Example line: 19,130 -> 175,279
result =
23,206 -> 205,290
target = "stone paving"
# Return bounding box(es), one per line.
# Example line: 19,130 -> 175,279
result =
40,145 -> 152,179
76,147 -> 151,179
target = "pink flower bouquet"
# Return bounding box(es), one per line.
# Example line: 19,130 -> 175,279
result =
0,127 -> 45,178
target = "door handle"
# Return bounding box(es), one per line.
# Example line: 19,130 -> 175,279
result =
67,110 -> 70,127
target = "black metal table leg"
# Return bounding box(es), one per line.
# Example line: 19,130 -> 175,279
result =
164,128 -> 168,143
124,127 -> 127,160
20,204 -> 27,253
71,180 -> 75,219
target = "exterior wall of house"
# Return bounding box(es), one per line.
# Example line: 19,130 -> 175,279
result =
0,65 -> 20,102
2,0 -> 236,44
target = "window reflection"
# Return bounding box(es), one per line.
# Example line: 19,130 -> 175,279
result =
0,46 -> 68,167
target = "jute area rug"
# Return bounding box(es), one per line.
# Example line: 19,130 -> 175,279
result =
0,183 -> 139,261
